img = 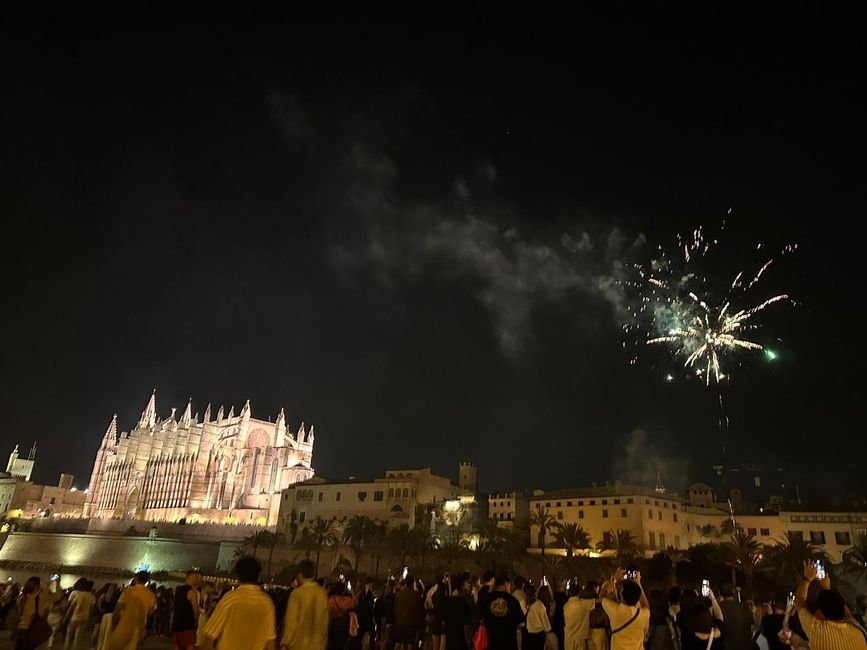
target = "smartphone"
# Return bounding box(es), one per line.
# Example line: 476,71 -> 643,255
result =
402,566 -> 408,580
625,570 -> 637,580
814,560 -> 826,580
49,573 -> 59,582
566,579 -> 571,591
346,580 -> 352,592
701,579 -> 710,597
542,575 -> 548,587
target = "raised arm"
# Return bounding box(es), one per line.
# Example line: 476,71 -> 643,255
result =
600,569 -> 624,602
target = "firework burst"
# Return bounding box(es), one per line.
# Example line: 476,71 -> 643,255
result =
625,224 -> 796,385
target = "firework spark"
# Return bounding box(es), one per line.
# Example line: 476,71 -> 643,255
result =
628,225 -> 795,385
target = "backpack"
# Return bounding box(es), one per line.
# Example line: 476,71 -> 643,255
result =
473,620 -> 487,650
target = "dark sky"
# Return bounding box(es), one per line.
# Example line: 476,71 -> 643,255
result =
2,6 -> 865,499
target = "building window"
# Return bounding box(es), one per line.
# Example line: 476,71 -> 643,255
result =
673,513 -> 678,523
648,531 -> 656,549
49,497 -> 56,505
754,476 -> 761,487
299,512 -> 306,523
602,509 -> 608,518
791,530 -> 804,542
654,500 -> 659,506
374,491 -> 384,501
403,488 -> 409,498
578,510 -> 584,519
659,533 -> 666,548
602,500 -> 608,505
747,527 -> 757,535
358,491 -> 368,502
578,501 -> 584,506
507,512 -> 512,520
567,501 -> 572,507
835,531 -> 851,545
627,498 -> 634,504
810,531 -> 826,545
318,492 -> 323,502
546,502 -> 551,508
557,511 -> 563,520
556,501 -> 561,507
760,528 -> 770,536
663,502 -> 669,508
658,511 -> 662,521
613,499 -> 620,505
590,500 -> 596,506
648,510 -> 653,519
675,535 -> 681,548
621,509 -> 627,518
336,492 -> 341,502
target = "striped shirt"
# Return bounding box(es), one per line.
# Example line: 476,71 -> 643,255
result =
798,608 -> 867,650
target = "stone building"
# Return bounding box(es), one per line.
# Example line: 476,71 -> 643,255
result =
277,466 -> 468,536
84,391 -> 314,526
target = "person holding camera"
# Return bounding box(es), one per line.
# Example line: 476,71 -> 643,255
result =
600,568 -> 649,650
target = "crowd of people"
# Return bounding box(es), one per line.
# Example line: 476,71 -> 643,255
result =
2,557 -> 866,650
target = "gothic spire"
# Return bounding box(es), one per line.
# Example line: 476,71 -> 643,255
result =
655,468 -> 666,494
203,403 -> 212,424
180,398 -> 193,427
275,408 -> 286,441
138,389 -> 157,429
102,414 -> 118,448
241,399 -> 251,421
216,405 -> 224,423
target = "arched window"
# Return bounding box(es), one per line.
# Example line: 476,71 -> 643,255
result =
388,488 -> 394,498
250,449 -> 261,489
269,460 -> 279,492
402,488 -> 409,498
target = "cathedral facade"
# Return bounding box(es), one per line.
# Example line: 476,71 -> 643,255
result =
84,392 -> 315,526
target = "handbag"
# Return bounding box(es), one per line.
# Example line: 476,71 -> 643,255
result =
28,594 -> 53,648
473,620 -> 487,650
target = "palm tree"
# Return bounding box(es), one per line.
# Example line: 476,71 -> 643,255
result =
842,533 -> 867,582
410,526 -> 441,572
529,505 -> 558,556
309,518 -> 340,576
238,530 -> 271,559
723,529 -> 761,594
388,524 -> 414,568
294,526 -> 317,559
367,522 -> 389,579
264,531 -> 286,581
598,529 -> 639,564
343,515 -> 376,572
759,532 -> 825,588
720,517 -> 742,538
664,547 -> 690,586
552,522 -> 592,558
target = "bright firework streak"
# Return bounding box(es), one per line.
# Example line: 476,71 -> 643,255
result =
628,225 -> 795,385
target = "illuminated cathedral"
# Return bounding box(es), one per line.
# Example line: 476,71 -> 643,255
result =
84,391 -> 315,526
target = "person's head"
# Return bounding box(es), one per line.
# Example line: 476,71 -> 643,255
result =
107,583 -> 118,597
134,571 -> 150,585
84,580 -> 94,592
513,576 -> 525,590
482,570 -> 496,587
568,582 -> 581,597
494,574 -> 511,593
719,582 -> 735,599
234,556 -> 261,584
538,585 -> 553,607
404,574 -> 415,591
649,589 -> 669,625
525,584 -> 536,601
456,572 -> 472,593
185,570 -> 202,588
328,581 -> 347,597
22,576 -> 40,595
580,580 -> 599,598
297,559 -> 316,581
668,586 -> 682,608
680,588 -> 698,612
754,602 -> 771,629
806,579 -> 824,613
817,589 -> 846,622
73,577 -> 88,591
621,580 -> 642,606
694,609 -> 714,635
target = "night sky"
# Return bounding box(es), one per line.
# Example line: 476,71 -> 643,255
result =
2,7 -> 865,500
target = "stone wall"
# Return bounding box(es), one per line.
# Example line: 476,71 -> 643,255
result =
17,516 -> 264,542
0,532 -> 222,573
